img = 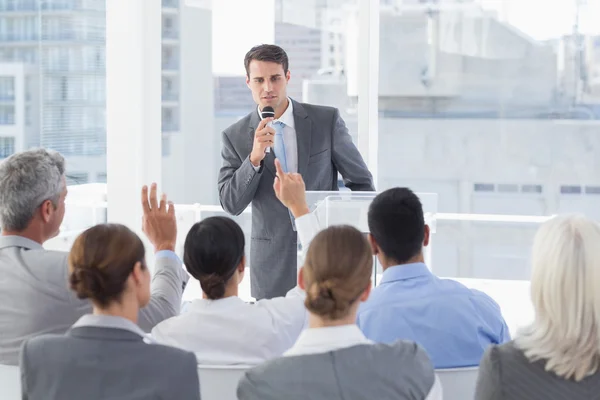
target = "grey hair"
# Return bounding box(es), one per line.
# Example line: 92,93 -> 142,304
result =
516,214 -> 600,381
0,148 -> 66,231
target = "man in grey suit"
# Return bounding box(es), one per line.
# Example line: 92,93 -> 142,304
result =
0,149 -> 188,365
218,44 -> 374,299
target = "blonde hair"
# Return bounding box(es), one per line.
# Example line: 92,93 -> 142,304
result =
516,214 -> 600,381
303,225 -> 373,320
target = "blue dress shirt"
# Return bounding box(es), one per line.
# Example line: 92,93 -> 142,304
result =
357,263 -> 510,368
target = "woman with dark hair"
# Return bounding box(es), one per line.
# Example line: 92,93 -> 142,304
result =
237,225 -> 442,400
152,212 -> 313,364
19,223 -> 200,400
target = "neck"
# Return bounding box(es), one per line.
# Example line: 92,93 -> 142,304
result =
1,227 -> 45,245
93,300 -> 139,325
380,253 -> 425,271
308,312 -> 358,329
274,97 -> 289,119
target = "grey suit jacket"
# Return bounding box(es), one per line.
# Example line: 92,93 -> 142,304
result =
218,100 -> 374,299
0,235 -> 189,365
20,326 -> 200,400
475,341 -> 600,400
237,341 -> 436,400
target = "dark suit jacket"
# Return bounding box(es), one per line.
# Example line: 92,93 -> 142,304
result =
218,99 -> 374,299
20,326 -> 200,400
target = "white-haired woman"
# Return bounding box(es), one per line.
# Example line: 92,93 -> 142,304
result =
475,214 -> 600,400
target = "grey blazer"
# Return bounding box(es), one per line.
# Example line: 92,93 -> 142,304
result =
475,341 -> 600,400
20,326 -> 200,400
218,100 -> 374,299
237,341 -> 436,400
0,235 -> 189,365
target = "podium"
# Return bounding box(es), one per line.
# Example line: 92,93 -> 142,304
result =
300,191 -> 438,286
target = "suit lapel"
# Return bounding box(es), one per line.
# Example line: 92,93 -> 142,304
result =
292,99 -> 312,177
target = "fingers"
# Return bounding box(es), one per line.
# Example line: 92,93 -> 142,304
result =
256,117 -> 273,131
149,183 -> 158,210
159,193 -> 167,212
167,201 -> 175,216
273,176 -> 280,194
141,185 -> 150,213
274,159 -> 285,179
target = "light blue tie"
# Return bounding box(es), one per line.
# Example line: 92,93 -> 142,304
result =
272,121 -> 296,231
272,121 -> 288,172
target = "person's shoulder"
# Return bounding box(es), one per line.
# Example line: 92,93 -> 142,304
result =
22,333 -> 72,363
223,111 -> 255,136
296,101 -> 338,117
148,340 -> 198,365
488,340 -> 525,362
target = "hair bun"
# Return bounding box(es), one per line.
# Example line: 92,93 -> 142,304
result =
200,273 -> 227,300
69,265 -> 108,301
305,280 -> 341,318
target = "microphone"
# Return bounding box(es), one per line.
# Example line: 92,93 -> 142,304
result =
261,106 -> 275,153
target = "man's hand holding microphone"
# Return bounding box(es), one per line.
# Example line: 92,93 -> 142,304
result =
249,106 -> 276,167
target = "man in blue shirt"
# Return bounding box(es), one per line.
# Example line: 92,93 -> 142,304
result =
356,187 -> 511,368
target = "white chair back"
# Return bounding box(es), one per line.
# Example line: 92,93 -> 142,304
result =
436,366 -> 479,400
197,364 -> 252,400
0,364 -> 21,400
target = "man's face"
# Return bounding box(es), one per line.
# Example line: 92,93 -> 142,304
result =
246,60 -> 290,112
48,178 -> 67,239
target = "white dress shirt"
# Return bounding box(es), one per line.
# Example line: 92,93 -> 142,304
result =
151,212 -> 322,365
152,287 -> 307,365
284,322 -> 443,400
256,98 -> 298,173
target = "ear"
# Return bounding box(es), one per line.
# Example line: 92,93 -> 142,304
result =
39,199 -> 54,223
131,261 -> 145,286
359,281 -> 372,302
238,255 -> 246,273
297,267 -> 305,291
285,70 -> 291,82
246,75 -> 251,88
367,233 -> 379,256
423,224 -> 430,247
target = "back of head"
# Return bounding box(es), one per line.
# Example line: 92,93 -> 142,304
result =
183,216 -> 245,300
0,148 -> 65,231
68,224 -> 145,308
367,187 -> 424,264
516,214 -> 600,381
303,225 -> 373,320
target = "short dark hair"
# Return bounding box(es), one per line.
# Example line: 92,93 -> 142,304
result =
183,216 -> 245,300
244,44 -> 289,77
68,224 -> 146,308
367,188 -> 425,265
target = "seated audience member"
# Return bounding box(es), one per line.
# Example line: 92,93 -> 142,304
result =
237,225 -> 442,400
0,148 -> 188,365
475,215 -> 600,400
356,187 -> 510,368
20,223 -> 200,400
152,160 -> 321,364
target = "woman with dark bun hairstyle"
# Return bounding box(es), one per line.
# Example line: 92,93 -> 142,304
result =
237,225 -> 443,400
152,214 -> 312,364
19,224 -> 200,400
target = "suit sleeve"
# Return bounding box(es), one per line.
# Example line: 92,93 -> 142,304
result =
218,130 -> 263,216
137,251 -> 188,332
475,346 -> 504,400
330,108 -> 375,191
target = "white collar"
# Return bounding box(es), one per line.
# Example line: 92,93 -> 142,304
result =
73,314 -> 152,343
284,324 -> 371,357
257,97 -> 295,129
186,296 -> 246,311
